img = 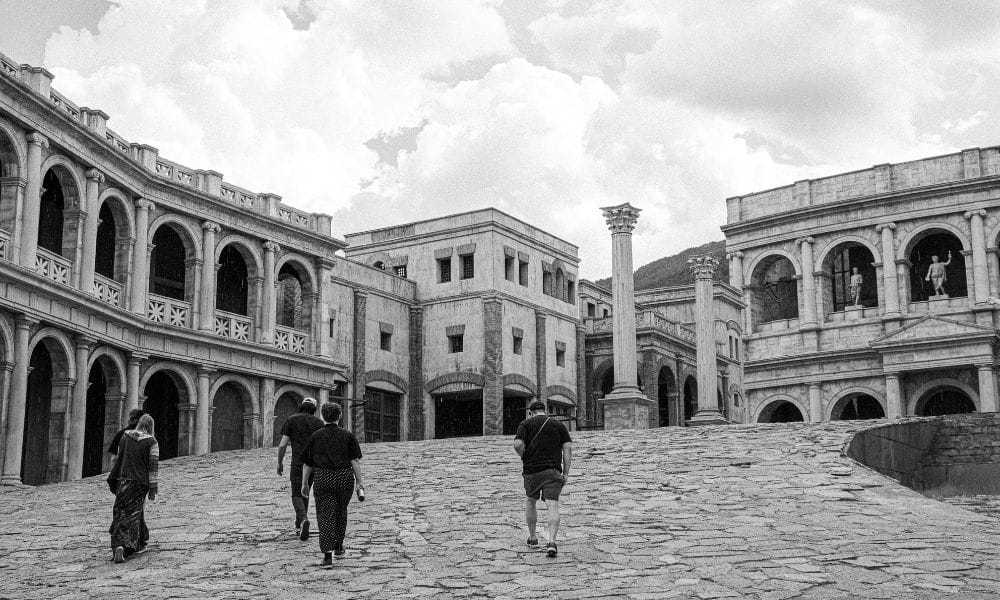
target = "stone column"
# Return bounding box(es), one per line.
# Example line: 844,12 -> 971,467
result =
408,306 -> 425,440
977,365 -> 998,413
599,203 -> 652,429
966,210 -> 991,303
199,221 -> 220,332
352,291 -> 367,434
875,223 -> 900,317
129,199 -> 154,315
808,383 -> 823,423
575,324 -> 587,428
482,297 -> 503,435
195,367 -> 212,455
534,310 -> 547,400
17,133 -> 47,269
1,315 -> 35,485
885,372 -> 903,419
78,169 -> 103,294
260,377 -> 276,446
124,353 -> 145,423
315,257 -> 334,357
688,256 -> 727,425
797,237 -> 817,329
727,251 -> 744,288
67,336 -> 93,480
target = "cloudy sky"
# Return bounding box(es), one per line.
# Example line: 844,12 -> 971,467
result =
3,1 -> 999,279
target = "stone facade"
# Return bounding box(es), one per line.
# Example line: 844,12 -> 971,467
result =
724,147 -> 1000,424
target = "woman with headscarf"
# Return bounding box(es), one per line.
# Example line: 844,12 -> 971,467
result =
300,402 -> 365,566
107,414 -> 159,563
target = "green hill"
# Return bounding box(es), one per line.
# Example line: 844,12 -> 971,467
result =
595,240 -> 728,290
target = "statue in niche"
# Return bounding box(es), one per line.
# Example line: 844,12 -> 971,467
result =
925,251 -> 952,296
849,267 -> 863,306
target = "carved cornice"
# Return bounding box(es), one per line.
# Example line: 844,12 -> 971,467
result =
601,203 -> 641,234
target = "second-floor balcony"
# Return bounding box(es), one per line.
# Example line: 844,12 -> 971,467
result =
215,310 -> 253,342
274,324 -> 308,354
35,248 -> 71,286
93,274 -> 124,308
147,294 -> 191,328
587,310 -> 698,345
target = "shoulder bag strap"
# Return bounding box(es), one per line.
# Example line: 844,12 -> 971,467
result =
527,417 -> 551,452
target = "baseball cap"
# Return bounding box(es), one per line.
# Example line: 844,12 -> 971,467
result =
528,400 -> 546,411
301,397 -> 317,407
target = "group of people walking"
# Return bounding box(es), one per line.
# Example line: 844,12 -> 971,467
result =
106,396 -> 572,567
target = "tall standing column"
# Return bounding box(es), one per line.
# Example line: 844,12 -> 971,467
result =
688,256 -> 727,425
124,353 -> 145,422
78,169 -> 103,294
727,251 -> 744,288
599,203 -> 652,430
483,297 -> 503,435
1,315 -> 35,485
260,377 -> 276,446
876,223 -> 900,317
129,199 -> 154,315
67,336 -> 93,480
352,291 -> 367,434
966,210 -> 991,303
977,365 -> 998,413
885,372 -> 903,419
18,133 -> 48,269
408,306 -> 425,440
260,242 -> 279,344
808,383 -> 823,423
797,237 -> 817,329
195,367 -> 212,455
315,257 -> 334,357
199,221 -> 220,332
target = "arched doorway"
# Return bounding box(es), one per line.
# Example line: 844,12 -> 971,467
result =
908,231 -> 967,301
916,387 -> 976,416
150,225 -> 189,301
822,242 -> 877,313
211,382 -> 249,452
82,363 -> 107,477
0,128 -> 21,239
216,244 -> 250,316
38,170 -> 66,255
143,371 -> 183,460
95,203 -> 117,279
22,344 -> 54,485
758,400 -> 804,423
272,391 -> 302,446
683,376 -> 697,422
657,366 -> 675,427
831,393 -> 885,420
750,255 -> 798,329
434,390 -> 483,439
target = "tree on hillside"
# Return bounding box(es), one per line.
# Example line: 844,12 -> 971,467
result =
595,240 -> 729,291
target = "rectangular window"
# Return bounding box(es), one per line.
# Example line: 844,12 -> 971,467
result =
505,255 -> 515,281
587,302 -> 596,317
394,265 -> 407,278
555,347 -> 565,367
363,388 -> 401,443
603,308 -> 609,318
567,280 -> 575,303
380,331 -> 392,351
329,318 -> 335,338
449,334 -> 464,353
513,335 -> 523,355
439,257 -> 452,283
460,254 -> 475,280
542,271 -> 552,296
518,260 -> 528,286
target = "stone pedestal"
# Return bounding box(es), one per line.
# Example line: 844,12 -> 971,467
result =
929,293 -> 950,301
602,387 -> 652,430
845,305 -> 864,321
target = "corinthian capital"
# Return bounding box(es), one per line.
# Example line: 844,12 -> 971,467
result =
600,202 -> 642,234
688,255 -> 719,280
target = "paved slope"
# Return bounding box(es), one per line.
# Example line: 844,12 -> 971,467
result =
2,422 -> 1000,599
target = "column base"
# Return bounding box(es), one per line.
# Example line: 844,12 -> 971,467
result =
0,474 -> 26,487
601,387 -> 653,431
686,410 -> 729,427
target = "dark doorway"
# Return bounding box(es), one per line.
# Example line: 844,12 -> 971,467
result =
827,244 -> 878,311
752,256 -> 798,324
143,372 -> 181,459
364,387 -> 401,443
502,393 -> 530,435
683,377 -> 698,423
211,383 -> 245,452
82,363 -> 107,477
277,264 -> 305,329
22,344 -> 53,485
95,202 -> 117,278
760,401 -> 804,423
434,391 -> 483,438
216,245 -> 249,315
150,227 -> 187,300
917,388 -> 976,417
834,394 -> 885,420
909,232 -> 967,301
272,392 -> 300,446
657,367 -> 674,427
38,170 -> 64,254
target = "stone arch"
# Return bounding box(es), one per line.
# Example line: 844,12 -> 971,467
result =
545,384 -> 577,404
84,346 -> 127,476
0,124 -> 24,242
369,252 -> 391,271
215,235 -> 264,274
425,371 -> 485,394
909,378 -> 979,416
275,254 -> 316,332
21,327 -> 76,484
901,225 -> 970,301
747,251 -> 800,329
27,327 -> 76,380
0,121 -> 24,178
656,363 -> 677,427
39,155 -> 85,205
591,357 -> 643,396
745,249 -> 801,280
754,394 -> 808,423
364,369 -> 407,394
147,214 -> 202,258
0,314 -> 13,359
898,222 -> 971,259
94,189 -> 135,285
271,384 -> 312,447
37,156 -> 84,261
274,383 -> 314,402
138,361 -> 197,401
148,215 -> 201,310
210,373 -> 257,452
502,373 -> 536,396
815,234 -> 882,266
828,386 -> 886,421
274,253 -> 318,290
817,237 -> 880,314
139,362 -> 196,460
209,373 -> 259,414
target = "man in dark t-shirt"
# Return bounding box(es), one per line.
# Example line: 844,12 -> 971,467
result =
514,400 -> 572,558
277,397 -> 324,540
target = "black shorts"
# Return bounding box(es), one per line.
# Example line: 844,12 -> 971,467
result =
523,469 -> 565,501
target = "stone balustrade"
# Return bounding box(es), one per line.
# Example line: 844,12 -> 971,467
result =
274,325 -> 308,354
214,310 -> 252,342
34,248 -> 71,285
147,294 -> 191,328
92,274 -> 123,308
0,230 -> 8,261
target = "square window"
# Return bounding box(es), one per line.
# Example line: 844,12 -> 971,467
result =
555,347 -> 565,367
380,331 -> 392,352
394,265 -> 407,278
504,255 -> 515,281
449,334 -> 464,353
439,257 -> 452,283
460,254 -> 475,280
587,302 -> 596,317
518,260 -> 528,286
513,335 -> 523,355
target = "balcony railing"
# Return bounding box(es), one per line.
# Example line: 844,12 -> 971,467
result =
0,230 -> 8,260
147,294 -> 191,328
215,310 -> 252,342
274,325 -> 308,354
35,249 -> 71,285
93,274 -> 124,308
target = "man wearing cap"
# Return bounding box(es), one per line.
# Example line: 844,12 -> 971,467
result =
277,397 -> 324,540
514,400 -> 572,557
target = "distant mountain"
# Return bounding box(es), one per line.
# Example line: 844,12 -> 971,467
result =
594,240 -> 729,291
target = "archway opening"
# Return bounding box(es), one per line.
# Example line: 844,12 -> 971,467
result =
823,243 -> 877,313
143,372 -> 182,459
38,170 -> 66,255
758,400 -> 804,423
216,244 -> 249,315
502,390 -> 531,435
832,394 -> 885,421
434,390 -> 483,439
150,226 -> 188,300
0,129 -> 16,178
95,202 -> 117,278
916,387 -> 976,417
750,255 -> 798,328
22,344 -> 53,485
0,130 -> 20,237
272,391 -> 302,446
82,362 -> 107,477
683,377 -> 697,423
277,263 -> 307,330
211,382 -> 249,452
364,386 -> 402,442
657,366 -> 675,427
909,231 -> 967,301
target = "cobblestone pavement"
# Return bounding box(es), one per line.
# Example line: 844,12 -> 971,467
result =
3,421 -> 1000,599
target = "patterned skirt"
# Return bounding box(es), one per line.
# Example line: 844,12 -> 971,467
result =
109,479 -> 150,555
312,467 -> 355,553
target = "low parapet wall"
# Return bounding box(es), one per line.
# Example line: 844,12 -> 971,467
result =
845,413 -> 1000,496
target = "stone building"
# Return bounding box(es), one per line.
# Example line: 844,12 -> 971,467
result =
724,148 -> 1000,423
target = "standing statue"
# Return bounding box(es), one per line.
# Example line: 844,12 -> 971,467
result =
924,251 -> 952,296
849,267 -> 863,306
